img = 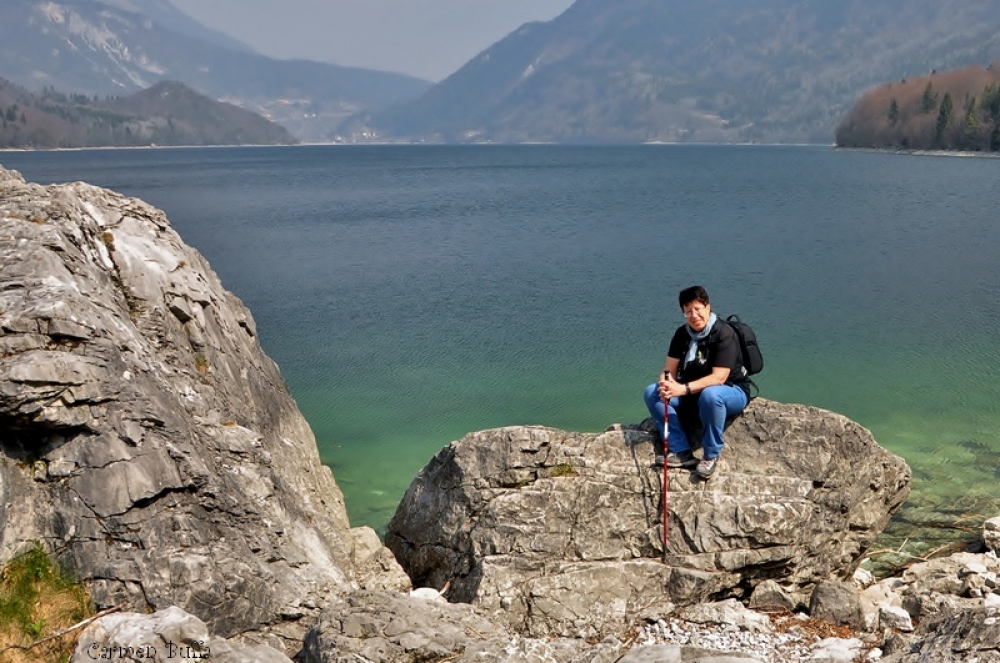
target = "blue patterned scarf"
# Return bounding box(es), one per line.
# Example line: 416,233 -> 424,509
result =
684,312 -> 717,368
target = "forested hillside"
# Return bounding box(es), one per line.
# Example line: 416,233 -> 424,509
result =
835,64 -> 1000,151
0,79 -> 296,148
349,0 -> 1000,144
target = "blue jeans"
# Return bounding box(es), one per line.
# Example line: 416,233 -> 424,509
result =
643,383 -> 748,460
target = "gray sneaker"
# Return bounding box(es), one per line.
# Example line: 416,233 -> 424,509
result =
696,456 -> 719,479
666,450 -> 697,468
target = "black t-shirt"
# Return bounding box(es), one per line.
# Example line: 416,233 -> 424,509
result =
668,320 -> 751,396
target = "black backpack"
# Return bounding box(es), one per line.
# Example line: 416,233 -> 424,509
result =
723,314 -> 763,377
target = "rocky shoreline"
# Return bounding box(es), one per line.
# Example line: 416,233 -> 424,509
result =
2,163 -> 998,662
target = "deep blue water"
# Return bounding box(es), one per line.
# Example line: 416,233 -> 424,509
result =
4,144 -> 1000,555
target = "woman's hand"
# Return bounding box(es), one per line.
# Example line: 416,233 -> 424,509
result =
659,373 -> 686,400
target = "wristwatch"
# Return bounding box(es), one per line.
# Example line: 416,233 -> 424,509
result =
685,383 -> 691,395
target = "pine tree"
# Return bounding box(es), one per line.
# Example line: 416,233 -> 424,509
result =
962,97 -> 983,149
922,82 -> 937,113
888,99 -> 899,125
936,92 -> 953,144
984,83 -> 1000,120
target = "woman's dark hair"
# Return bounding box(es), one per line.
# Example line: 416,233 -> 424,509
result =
678,285 -> 710,309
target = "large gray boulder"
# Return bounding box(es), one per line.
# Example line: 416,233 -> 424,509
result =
0,165 -> 407,647
386,401 -> 911,638
73,606 -> 294,663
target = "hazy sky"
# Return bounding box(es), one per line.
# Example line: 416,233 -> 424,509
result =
169,0 -> 575,82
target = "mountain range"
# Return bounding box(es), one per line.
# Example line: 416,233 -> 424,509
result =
0,0 -> 432,142
5,0 -> 1000,145
353,0 -> 1000,144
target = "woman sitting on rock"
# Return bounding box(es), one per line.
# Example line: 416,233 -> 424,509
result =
643,285 -> 751,479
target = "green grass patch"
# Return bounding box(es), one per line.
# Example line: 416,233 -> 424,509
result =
0,544 -> 92,663
193,353 -> 209,377
549,463 -> 578,478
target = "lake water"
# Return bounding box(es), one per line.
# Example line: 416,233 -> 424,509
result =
4,144 -> 1000,559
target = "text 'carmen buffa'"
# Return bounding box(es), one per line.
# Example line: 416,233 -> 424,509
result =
87,641 -> 211,659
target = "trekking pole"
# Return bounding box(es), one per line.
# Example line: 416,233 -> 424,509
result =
661,374 -> 669,557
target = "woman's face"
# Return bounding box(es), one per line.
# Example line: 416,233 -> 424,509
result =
683,301 -> 711,332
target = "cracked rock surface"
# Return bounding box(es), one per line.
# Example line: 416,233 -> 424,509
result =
0,165 -> 408,648
72,606 -> 294,663
300,589 -> 627,663
386,407 -> 911,639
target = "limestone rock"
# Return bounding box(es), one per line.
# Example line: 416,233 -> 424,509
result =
808,637 -> 865,663
879,605 -> 1000,663
985,517 -> 1000,554
72,606 -> 292,663
809,580 -> 864,629
897,552 -> 1000,620
678,599 -> 772,633
849,530 -> 1000,661
748,579 -> 799,613
300,589 -> 626,663
618,645 -> 763,662
853,566 -> 875,589
878,605 -> 914,632
859,578 -> 904,630
0,165 -> 406,645
386,402 -> 910,637
348,526 -> 411,593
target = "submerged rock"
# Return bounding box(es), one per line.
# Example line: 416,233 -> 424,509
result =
386,401 -> 911,638
0,165 -> 407,647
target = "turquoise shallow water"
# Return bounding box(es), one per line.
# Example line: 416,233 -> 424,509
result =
5,145 -> 1000,558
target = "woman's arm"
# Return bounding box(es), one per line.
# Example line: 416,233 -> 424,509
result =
686,366 -> 732,393
662,366 -> 731,399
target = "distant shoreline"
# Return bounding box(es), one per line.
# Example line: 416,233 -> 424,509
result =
0,143 -> 298,153
1,141 -> 833,153
835,146 -> 1000,159
5,143 -> 999,156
